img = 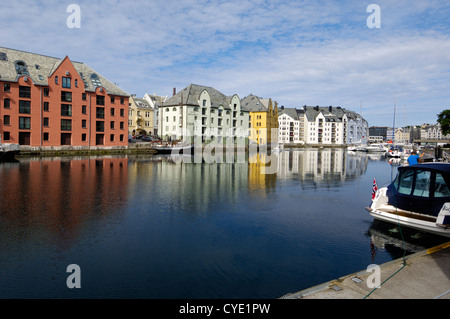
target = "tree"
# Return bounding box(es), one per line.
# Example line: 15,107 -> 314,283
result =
437,110 -> 450,135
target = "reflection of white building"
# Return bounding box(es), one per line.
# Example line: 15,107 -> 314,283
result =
276,149 -> 368,183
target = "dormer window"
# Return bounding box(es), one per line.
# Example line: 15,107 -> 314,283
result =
90,73 -> 101,87
14,60 -> 29,76
0,52 -> 7,61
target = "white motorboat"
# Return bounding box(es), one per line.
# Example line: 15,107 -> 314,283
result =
366,163 -> 450,237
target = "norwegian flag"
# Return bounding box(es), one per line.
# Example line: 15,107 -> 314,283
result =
371,178 -> 378,200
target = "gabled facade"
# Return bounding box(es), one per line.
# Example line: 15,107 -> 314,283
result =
241,94 -> 279,145
128,95 -> 153,136
143,93 -> 167,137
278,107 -> 303,144
0,47 -> 129,148
159,84 -> 250,143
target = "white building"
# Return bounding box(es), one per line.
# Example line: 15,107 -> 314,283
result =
277,106 -> 367,146
278,108 -> 303,144
159,84 -> 250,143
420,123 -> 450,140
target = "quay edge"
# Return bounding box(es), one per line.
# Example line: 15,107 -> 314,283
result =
281,241 -> 450,299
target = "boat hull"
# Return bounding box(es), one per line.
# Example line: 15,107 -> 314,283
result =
366,206 -> 450,237
152,145 -> 194,155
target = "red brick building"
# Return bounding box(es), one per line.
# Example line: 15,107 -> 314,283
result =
0,47 -> 129,147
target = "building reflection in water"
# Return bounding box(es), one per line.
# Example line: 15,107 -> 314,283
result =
0,156 -> 128,249
248,148 -> 369,190
127,154 -> 250,217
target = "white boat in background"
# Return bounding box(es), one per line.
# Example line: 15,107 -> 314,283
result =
367,163 -> 450,237
365,143 -> 388,153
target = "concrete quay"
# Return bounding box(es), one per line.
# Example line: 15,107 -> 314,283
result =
281,241 -> 450,299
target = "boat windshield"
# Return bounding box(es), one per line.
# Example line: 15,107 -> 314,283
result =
393,168 -> 450,198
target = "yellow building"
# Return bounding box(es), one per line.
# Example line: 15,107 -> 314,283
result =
128,95 -> 154,136
241,94 -> 279,145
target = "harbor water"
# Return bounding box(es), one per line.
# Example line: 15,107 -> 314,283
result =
0,149 -> 447,299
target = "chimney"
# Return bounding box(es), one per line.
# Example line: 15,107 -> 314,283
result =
329,106 -> 332,112
173,87 -> 176,96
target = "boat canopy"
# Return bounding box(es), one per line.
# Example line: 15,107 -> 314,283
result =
387,163 -> 450,217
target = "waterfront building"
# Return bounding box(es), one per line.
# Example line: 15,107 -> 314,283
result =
278,107 -> 303,144
420,123 -> 450,140
344,109 -> 368,145
0,47 -> 129,148
241,94 -> 279,145
298,106 -> 348,146
159,84 -> 250,143
128,95 -> 153,136
369,126 -> 389,141
143,93 -> 167,137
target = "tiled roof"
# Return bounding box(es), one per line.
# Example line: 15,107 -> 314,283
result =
0,47 -> 129,96
163,84 -> 233,109
241,94 -> 268,112
279,107 -> 299,120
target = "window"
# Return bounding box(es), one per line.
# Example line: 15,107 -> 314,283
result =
55,76 -> 58,84
62,77 -> 71,88
96,95 -> 105,106
44,102 -> 49,112
110,121 -> 115,129
43,132 -> 49,141
82,93 -> 87,101
82,119 -> 87,128
61,104 -> 72,116
19,100 -> 31,114
120,97 -> 124,104
120,134 -> 124,142
82,105 -> 87,114
3,115 -> 10,125
4,98 -> 10,109
413,170 -> 431,197
4,83 -> 10,92
19,86 -> 31,98
61,119 -> 72,131
120,109 -> 124,117
43,117 -> 49,127
75,79 -> 78,87
19,117 -> 31,129
15,61 -> 29,75
3,131 -> 10,140
61,91 -> 72,102
111,96 -> 115,104
96,121 -> 104,132
43,88 -> 49,96
120,122 -> 124,129
81,133 -> 87,141
111,108 -> 115,116
110,134 -> 114,142
96,107 -> 105,119
435,173 -> 450,197
397,169 -> 414,195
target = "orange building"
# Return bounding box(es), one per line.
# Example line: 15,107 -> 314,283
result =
0,47 -> 129,147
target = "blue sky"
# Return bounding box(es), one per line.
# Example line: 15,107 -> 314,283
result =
1,0 -> 449,127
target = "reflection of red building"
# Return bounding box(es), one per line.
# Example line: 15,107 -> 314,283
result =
0,47 -> 129,147
0,157 -> 128,247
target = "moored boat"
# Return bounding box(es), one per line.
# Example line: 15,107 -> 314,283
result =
151,143 -> 194,155
0,143 -> 19,162
366,163 -> 450,237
